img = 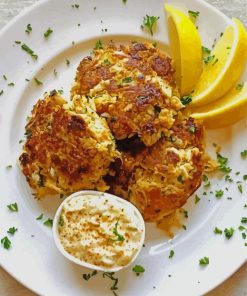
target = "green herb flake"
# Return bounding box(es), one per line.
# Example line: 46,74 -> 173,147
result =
44,27 -> 53,38
7,227 -> 18,235
241,150 -> 247,157
6,165 -> 12,169
66,59 -> 70,66
83,270 -> 97,281
25,23 -> 32,34
243,175 -> 247,181
21,43 -> 38,60
72,4 -> 79,8
7,202 -> 18,212
177,175 -> 183,183
188,10 -> 200,19
94,40 -> 103,50
53,69 -> 58,76
112,220 -> 124,242
224,227 -> 234,239
238,183 -> 243,194
1,236 -> 11,249
236,82 -> 244,91
217,153 -> 231,173
188,125 -> 196,134
195,195 -> 200,204
122,77 -> 132,83
8,83 -> 15,86
36,213 -> 43,220
43,218 -> 53,227
225,175 -> 233,182
215,189 -> 224,199
212,58 -> 219,66
180,95 -> 192,105
214,227 -> 222,234
102,272 -> 119,294
103,59 -> 111,66
58,215 -> 65,227
241,217 -> 247,224
34,77 -> 43,86
132,265 -> 145,275
238,225 -> 245,231
203,54 -> 215,65
122,0 -> 127,3
202,46 -> 211,54
199,256 -> 209,266
15,40 -> 21,44
142,15 -> 160,36
0,90 -> 3,96
242,233 -> 246,239
3,74 -> 7,80
169,250 -> 174,259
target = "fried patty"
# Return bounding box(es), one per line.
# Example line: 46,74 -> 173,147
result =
71,42 -> 183,146
106,116 -> 204,221
19,92 -> 119,197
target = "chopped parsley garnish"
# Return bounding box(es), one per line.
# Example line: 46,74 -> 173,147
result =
7,227 -> 18,235
36,213 -> 44,220
214,227 -> 222,234
44,27 -> 53,38
72,3 -> 79,8
3,74 -> 7,80
199,257 -> 209,266
83,270 -> 97,281
66,59 -> 70,66
122,77 -> 132,83
169,250 -> 174,258
1,236 -> 11,249
212,58 -> 219,66
8,83 -> 15,86
224,227 -> 234,239
103,272 -> 119,295
6,165 -> 12,169
225,175 -> 233,182
203,54 -> 215,64
112,220 -> 124,242
188,10 -> 200,19
217,153 -> 231,173
58,215 -> 65,227
236,82 -> 244,91
103,59 -> 111,66
177,175 -> 183,183
0,90 -> 3,96
21,43 -> 38,60
183,209 -> 188,218
180,95 -> 192,105
241,217 -> 247,223
182,224 -> 187,230
243,175 -> 247,181
237,183 -> 243,193
94,40 -> 103,50
122,0 -> 127,3
202,46 -> 211,54
15,40 -> 21,44
132,264 -> 145,275
25,23 -> 32,34
34,77 -> 43,85
153,41 -> 157,48
188,125 -> 196,134
142,15 -> 160,36
239,225 -> 245,231
242,233 -> 246,239
43,218 -> 53,227
195,195 -> 200,204
7,202 -> 18,212
215,189 -> 224,199
241,150 -> 247,157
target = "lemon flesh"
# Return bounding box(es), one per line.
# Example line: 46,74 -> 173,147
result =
165,4 -> 203,96
191,82 -> 247,128
192,18 -> 247,107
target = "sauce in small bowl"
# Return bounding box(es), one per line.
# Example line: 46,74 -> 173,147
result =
53,190 -> 145,272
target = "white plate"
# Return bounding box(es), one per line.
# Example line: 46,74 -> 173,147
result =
0,0 -> 246,295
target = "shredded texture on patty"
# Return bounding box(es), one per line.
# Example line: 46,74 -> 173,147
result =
106,116 -> 204,221
71,42 -> 183,146
19,92 -> 119,197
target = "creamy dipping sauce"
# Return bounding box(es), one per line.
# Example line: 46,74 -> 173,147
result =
57,193 -> 145,270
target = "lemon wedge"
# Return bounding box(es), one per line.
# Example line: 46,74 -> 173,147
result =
191,82 -> 247,128
165,4 -> 203,96
191,18 -> 247,107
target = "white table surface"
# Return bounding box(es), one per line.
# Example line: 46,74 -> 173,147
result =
0,0 -> 246,295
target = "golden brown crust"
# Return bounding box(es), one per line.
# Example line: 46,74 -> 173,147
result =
19,92 -> 119,197
107,117 -> 204,221
71,42 -> 182,146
